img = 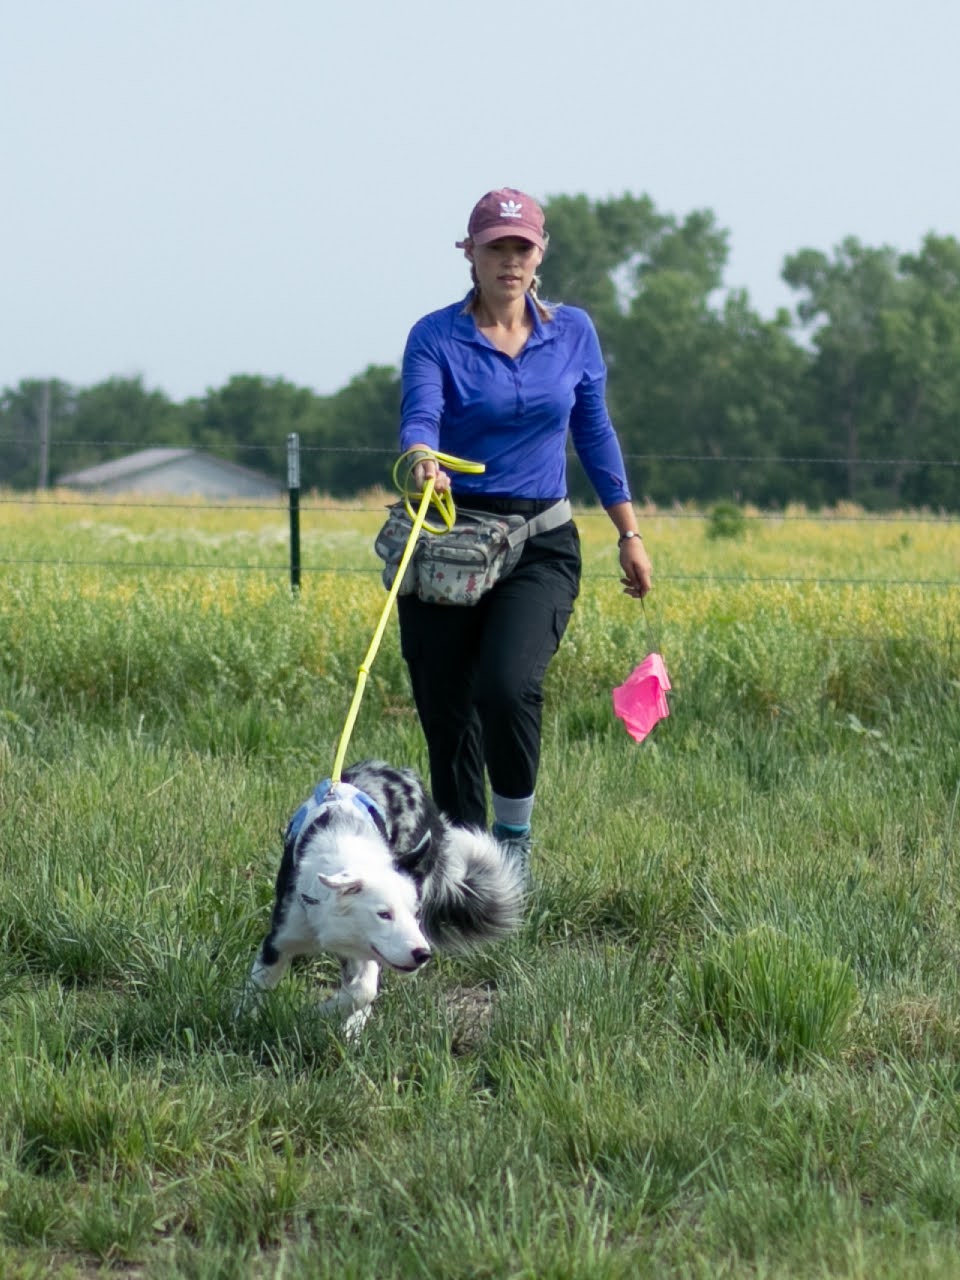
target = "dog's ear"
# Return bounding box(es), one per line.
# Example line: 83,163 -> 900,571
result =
317,871 -> 364,895
394,830 -> 432,876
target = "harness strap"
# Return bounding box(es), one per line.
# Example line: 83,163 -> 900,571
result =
285,779 -> 388,853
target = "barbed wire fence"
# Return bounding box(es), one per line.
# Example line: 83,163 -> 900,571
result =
1,435 -> 958,590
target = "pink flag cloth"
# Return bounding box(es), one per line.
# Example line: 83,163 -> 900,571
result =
612,653 -> 672,743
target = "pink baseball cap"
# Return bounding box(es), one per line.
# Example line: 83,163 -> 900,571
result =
456,187 -> 546,251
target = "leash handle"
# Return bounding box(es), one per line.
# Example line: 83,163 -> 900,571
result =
392,447 -> 485,535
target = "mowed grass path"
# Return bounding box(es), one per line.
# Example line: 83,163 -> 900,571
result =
1,493 -> 959,1278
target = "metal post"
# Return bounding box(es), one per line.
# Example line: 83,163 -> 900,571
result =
287,433 -> 301,593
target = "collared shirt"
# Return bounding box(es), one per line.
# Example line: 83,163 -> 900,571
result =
400,294 -> 632,507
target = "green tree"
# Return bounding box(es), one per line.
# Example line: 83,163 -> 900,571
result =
539,194 -> 727,349
783,234 -> 960,509
703,293 -> 813,507
0,379 -> 75,489
306,365 -> 400,494
782,238 -> 903,504
56,377 -> 185,480
607,268 -> 720,501
607,277 -> 809,506
879,235 -> 960,508
538,193 -> 669,341
180,375 -> 321,484
541,192 -> 811,505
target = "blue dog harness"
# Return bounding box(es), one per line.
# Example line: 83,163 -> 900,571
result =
285,779 -> 388,857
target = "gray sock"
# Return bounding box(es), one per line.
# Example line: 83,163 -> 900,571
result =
491,791 -> 534,831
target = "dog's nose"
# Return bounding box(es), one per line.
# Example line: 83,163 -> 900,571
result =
411,948 -> 431,968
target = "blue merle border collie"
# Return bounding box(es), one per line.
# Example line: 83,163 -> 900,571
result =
242,760 -> 525,1037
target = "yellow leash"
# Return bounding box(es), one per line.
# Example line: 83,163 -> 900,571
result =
329,448 -> 485,786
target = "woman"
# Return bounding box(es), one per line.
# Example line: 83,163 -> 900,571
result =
396,187 -> 652,883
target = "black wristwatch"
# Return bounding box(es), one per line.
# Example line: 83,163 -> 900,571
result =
618,530 -> 642,546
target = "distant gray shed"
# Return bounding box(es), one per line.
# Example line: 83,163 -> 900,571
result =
58,448 -> 282,499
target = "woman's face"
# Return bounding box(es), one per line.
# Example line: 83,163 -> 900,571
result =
467,236 -> 544,304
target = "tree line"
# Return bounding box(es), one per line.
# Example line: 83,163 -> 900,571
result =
2,192 -> 958,509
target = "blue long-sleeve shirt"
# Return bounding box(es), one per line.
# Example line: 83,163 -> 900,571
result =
399,294 -> 632,507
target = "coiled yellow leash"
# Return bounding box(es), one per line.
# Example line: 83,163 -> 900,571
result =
329,448 -> 485,786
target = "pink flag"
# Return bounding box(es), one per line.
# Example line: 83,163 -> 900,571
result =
612,653 -> 672,743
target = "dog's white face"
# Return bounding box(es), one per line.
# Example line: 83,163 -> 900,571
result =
297,850 -> 431,972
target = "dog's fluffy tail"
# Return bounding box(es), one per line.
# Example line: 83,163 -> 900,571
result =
420,826 -> 525,952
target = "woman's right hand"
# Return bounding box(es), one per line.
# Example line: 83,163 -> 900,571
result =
408,445 -> 452,494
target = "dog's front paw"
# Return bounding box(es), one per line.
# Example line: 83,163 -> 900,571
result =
317,991 -> 373,1040
341,1006 -> 372,1040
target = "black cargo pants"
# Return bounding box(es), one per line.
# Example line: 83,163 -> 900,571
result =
397,506 -> 581,829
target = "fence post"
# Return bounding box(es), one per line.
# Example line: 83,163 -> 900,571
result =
287,433 -> 301,593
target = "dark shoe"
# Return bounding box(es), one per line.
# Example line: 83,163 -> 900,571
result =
492,823 -> 533,893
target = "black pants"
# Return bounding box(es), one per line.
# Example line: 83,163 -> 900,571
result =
398,509 -> 581,828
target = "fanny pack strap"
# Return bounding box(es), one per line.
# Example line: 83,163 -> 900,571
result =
505,498 -> 573,550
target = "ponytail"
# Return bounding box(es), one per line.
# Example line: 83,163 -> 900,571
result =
528,273 -> 554,323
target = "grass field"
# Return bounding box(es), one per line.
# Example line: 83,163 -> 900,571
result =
1,492 -> 959,1278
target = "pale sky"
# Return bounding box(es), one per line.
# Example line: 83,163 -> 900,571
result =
2,0 -> 957,402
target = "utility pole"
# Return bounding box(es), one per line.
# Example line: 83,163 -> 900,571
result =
38,380 -> 50,490
287,432 -> 301,593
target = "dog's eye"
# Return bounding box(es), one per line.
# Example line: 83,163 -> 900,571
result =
377,909 -> 394,921
300,894 -> 319,907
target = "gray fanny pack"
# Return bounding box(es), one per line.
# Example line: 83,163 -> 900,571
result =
374,499 -> 572,605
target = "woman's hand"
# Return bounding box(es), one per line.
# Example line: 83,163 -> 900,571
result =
408,445 -> 452,495
619,536 -> 653,599
607,502 -> 652,599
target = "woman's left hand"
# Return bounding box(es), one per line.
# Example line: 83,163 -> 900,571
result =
619,538 -> 653,599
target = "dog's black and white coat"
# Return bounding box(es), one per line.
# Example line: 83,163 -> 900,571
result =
243,760 -> 524,1035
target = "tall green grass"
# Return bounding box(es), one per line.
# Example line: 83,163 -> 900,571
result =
1,498 -> 959,1276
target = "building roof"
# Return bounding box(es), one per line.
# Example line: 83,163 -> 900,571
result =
58,448 -> 196,487
58,448 -> 280,494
